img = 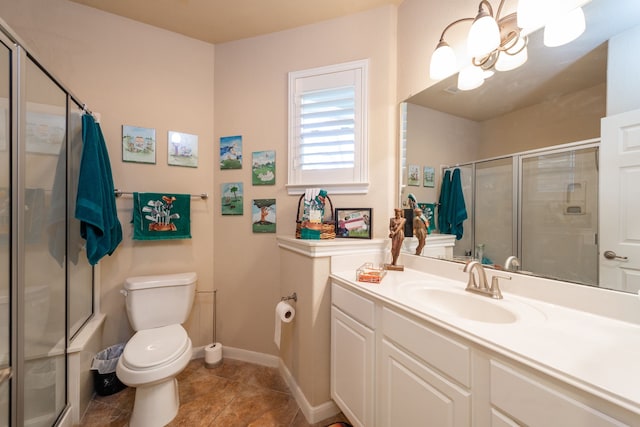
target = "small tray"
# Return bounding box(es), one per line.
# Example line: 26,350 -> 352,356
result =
356,263 -> 386,284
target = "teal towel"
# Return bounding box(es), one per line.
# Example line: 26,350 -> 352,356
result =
448,168 -> 468,240
438,169 -> 451,234
75,114 -> 122,265
132,192 -> 191,240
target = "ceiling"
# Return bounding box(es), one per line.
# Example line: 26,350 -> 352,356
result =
68,0 -> 403,44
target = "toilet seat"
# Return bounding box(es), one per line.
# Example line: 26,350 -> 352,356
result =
122,324 -> 189,370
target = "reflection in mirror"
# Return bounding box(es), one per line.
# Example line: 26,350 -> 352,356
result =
399,0 -> 640,293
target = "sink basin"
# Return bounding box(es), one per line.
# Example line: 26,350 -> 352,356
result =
410,288 -> 517,323
396,281 -> 546,324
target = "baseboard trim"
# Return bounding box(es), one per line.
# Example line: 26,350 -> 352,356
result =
191,345 -> 339,423
192,344 -> 279,368
279,359 -> 340,424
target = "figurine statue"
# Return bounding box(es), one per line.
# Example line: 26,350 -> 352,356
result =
413,207 -> 428,255
387,208 -> 406,269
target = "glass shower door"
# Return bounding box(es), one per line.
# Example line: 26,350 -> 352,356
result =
520,146 -> 599,285
22,57 -> 67,427
0,38 -> 11,427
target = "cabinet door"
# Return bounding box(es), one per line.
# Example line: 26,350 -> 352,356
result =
491,360 -> 629,427
331,306 -> 374,427
379,339 -> 471,427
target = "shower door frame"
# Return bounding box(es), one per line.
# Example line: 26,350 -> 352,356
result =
517,139 -> 600,285
1,19 -> 96,426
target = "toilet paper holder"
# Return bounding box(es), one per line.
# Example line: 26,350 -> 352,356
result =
281,292 -> 297,302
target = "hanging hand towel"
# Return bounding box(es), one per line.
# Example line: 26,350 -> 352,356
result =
75,114 -> 123,265
438,169 -> 452,234
448,168 -> 468,240
132,192 -> 191,240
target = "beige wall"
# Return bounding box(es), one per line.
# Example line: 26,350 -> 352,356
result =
0,0 -> 216,347
402,102 -> 479,206
0,1 -> 398,356
213,6 -> 398,355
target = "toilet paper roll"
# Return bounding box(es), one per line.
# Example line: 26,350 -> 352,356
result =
274,301 -> 296,350
205,342 -> 222,368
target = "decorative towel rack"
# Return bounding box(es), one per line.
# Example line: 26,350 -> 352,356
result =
114,189 -> 208,200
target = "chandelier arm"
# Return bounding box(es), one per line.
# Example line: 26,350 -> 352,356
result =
438,17 -> 474,42
479,0 -> 495,17
495,0 -> 508,21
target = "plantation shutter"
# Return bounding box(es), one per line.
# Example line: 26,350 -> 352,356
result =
299,86 -> 355,171
288,60 -> 369,194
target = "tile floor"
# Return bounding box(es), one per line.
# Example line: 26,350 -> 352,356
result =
78,357 -> 351,427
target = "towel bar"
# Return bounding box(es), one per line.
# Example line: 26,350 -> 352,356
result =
114,189 -> 208,199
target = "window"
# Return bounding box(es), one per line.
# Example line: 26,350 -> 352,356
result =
287,60 -> 369,194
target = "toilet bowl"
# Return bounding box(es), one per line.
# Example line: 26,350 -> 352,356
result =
115,272 -> 197,427
117,325 -> 192,426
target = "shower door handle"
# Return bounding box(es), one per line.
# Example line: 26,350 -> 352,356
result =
604,250 -> 628,261
0,367 -> 11,386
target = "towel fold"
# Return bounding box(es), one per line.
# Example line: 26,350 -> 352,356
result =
75,114 -> 122,265
438,169 -> 451,234
132,192 -> 191,240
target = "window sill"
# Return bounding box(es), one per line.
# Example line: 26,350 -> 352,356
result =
286,182 -> 369,195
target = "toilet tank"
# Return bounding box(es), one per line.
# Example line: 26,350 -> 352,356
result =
123,272 -> 197,331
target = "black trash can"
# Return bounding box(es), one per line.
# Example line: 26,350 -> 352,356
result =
91,343 -> 127,396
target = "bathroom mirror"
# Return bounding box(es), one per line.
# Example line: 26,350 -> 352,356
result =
400,0 -> 640,293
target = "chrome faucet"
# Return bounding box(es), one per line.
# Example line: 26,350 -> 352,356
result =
505,256 -> 520,271
463,260 -> 506,299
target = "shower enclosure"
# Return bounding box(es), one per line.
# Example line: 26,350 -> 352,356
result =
449,141 -> 599,286
0,21 -> 93,427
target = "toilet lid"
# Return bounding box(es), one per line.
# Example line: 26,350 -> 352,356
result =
122,324 -> 190,370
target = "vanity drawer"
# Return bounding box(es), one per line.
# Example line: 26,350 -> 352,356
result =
381,306 -> 471,388
331,282 -> 375,328
491,360 -> 628,427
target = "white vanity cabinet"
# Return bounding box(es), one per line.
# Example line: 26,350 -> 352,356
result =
489,360 -> 636,427
330,278 -> 639,427
379,307 -> 471,427
330,283 -> 376,427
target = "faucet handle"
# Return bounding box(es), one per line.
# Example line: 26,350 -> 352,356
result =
489,275 -> 511,299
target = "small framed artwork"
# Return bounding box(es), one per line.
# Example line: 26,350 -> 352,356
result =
252,199 -> 276,233
221,182 -> 243,215
220,135 -> 242,169
168,131 -> 198,168
408,164 -> 420,186
252,150 -> 275,185
423,166 -> 435,187
335,208 -> 372,239
122,125 -> 156,164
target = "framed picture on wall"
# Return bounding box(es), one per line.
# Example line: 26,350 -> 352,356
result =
252,150 -> 275,185
408,164 -> 420,186
252,199 -> 276,233
335,208 -> 372,239
220,135 -> 243,169
122,125 -> 156,164
168,130 -> 198,168
423,166 -> 435,187
221,182 -> 243,215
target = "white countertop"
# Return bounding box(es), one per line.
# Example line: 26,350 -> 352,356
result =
330,267 -> 640,415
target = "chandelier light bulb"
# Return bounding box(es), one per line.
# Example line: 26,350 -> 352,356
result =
517,0 -> 551,33
496,38 -> 528,71
467,13 -> 501,58
544,7 -> 586,47
458,64 -> 484,91
430,41 -> 458,80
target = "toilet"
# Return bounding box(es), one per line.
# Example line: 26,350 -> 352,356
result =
116,272 -> 197,427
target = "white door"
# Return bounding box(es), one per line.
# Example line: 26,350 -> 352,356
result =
600,108 -> 640,292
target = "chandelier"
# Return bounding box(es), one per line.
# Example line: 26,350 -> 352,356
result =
429,0 -> 588,91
